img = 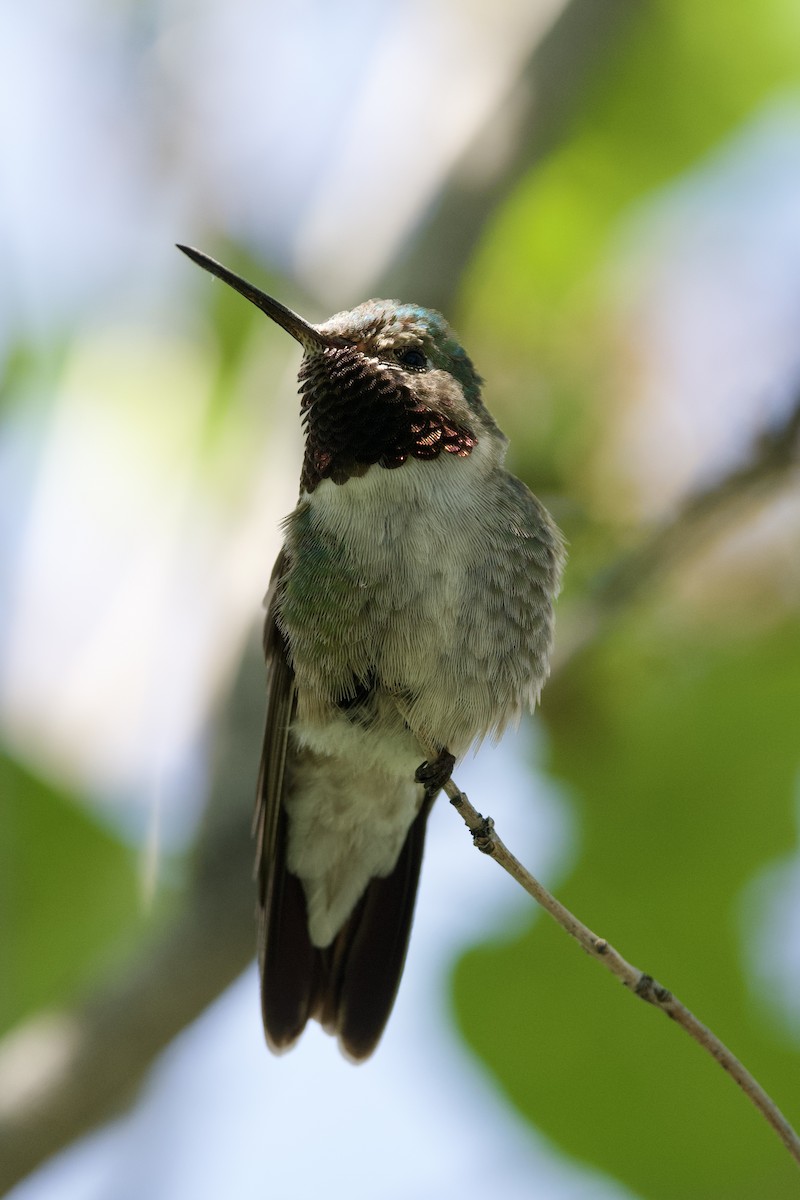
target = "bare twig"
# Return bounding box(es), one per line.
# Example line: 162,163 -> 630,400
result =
443,778 -> 800,1169
3,399 -> 796,1194
4,379 -> 796,1198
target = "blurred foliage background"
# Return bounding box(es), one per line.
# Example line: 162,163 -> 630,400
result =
2,0 -> 800,1196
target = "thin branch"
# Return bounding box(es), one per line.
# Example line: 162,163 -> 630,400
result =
3,398 -> 796,1194
3,390 -> 796,1197
444,778 -> 800,1169
598,394 -> 800,604
555,393 -> 800,670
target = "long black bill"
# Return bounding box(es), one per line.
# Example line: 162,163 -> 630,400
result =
176,244 -> 327,352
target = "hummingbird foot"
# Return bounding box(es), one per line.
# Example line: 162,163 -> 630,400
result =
415,749 -> 456,796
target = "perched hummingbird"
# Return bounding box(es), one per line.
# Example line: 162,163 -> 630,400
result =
178,245 -> 565,1060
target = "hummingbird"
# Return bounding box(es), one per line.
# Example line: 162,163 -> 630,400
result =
178,244 -> 565,1061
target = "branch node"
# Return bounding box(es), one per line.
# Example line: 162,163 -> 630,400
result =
634,973 -> 672,1006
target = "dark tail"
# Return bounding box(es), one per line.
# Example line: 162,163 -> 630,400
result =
259,798 -> 432,1061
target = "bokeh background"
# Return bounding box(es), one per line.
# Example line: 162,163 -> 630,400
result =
2,1 -> 800,1196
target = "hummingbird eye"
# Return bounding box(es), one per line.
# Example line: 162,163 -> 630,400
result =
395,347 -> 428,372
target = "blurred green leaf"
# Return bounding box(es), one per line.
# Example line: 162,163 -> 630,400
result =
454,618 -> 800,1196
453,5 -> 800,1184
469,0 -> 800,328
0,752 -> 141,1035
459,0 -> 800,487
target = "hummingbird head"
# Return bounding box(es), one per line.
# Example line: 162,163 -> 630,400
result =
178,246 -> 506,492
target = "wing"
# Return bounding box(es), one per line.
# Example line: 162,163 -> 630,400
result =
255,549 -> 433,1061
254,548 -> 318,1052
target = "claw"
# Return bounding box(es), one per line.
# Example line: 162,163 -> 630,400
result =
415,749 -> 456,795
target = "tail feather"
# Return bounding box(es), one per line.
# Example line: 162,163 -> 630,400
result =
260,798 -> 432,1060
328,795 -> 432,1060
